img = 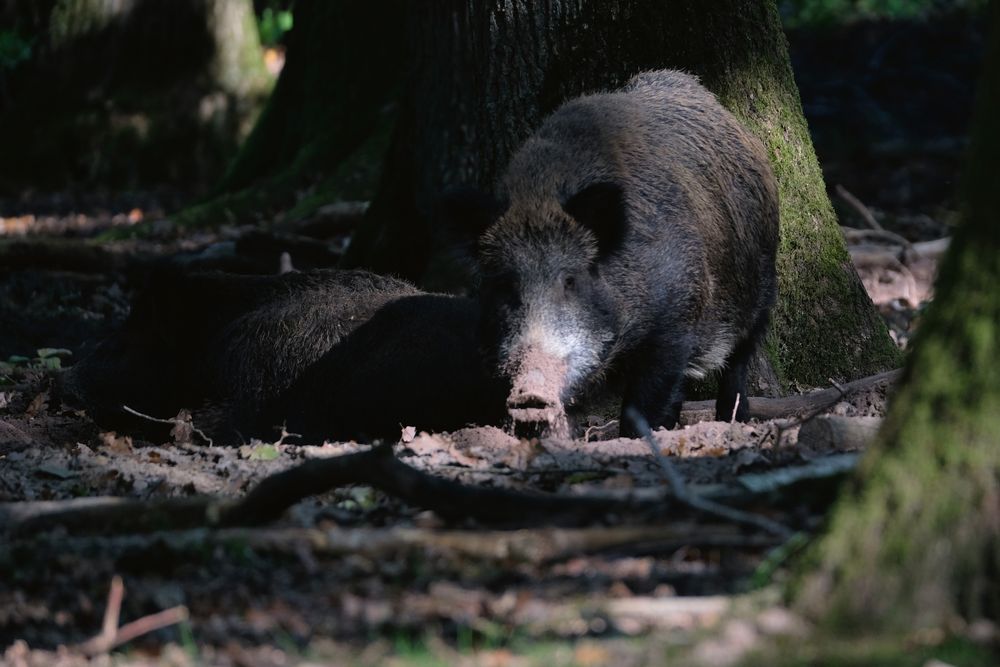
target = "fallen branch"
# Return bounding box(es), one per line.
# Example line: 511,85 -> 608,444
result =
3,496 -> 221,536
219,442 -> 661,527
680,369 -> 901,423
25,524 -> 781,567
835,184 -> 883,231
796,415 -> 882,451
626,407 -> 794,539
4,444 -> 673,536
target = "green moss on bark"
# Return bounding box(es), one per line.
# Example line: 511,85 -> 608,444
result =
795,2 -> 1000,630
202,0 -> 405,217
697,3 -> 901,388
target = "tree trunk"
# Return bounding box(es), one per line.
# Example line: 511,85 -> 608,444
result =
796,1 -> 1000,630
341,0 -> 899,392
0,0 -> 268,194
184,0 -> 407,228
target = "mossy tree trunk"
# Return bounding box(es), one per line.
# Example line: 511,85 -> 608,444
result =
796,1 -> 1000,630
340,0 -> 899,391
0,0 -> 269,194
184,0 -> 406,227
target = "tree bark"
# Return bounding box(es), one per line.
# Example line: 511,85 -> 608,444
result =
796,1 -> 1000,630
191,0 -> 406,227
0,0 -> 268,194
341,0 -> 899,392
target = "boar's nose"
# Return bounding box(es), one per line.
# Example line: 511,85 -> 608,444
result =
506,364 -> 570,438
507,369 -> 555,410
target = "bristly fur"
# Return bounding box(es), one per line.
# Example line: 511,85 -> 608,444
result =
61,268 -> 508,443
474,69 -> 780,436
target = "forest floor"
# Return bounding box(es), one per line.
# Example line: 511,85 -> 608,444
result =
0,189 -> 961,667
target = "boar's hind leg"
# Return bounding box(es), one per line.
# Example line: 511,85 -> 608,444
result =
715,314 -> 770,423
619,341 -> 692,438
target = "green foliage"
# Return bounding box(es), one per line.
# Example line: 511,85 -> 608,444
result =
257,4 -> 294,46
239,443 -> 282,460
780,0 -> 988,26
0,348 -> 72,380
0,28 -> 32,71
740,635 -> 995,667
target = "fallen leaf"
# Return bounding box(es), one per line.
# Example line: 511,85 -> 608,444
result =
239,443 -> 281,461
573,642 -> 611,666
26,391 -> 49,417
36,463 -> 76,480
99,431 -> 133,454
169,409 -> 195,444
36,348 -> 72,359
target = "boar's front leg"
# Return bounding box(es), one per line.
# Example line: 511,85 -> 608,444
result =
715,314 -> 770,423
619,340 -> 692,438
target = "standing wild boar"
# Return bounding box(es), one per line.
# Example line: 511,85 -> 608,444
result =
453,70 -> 779,437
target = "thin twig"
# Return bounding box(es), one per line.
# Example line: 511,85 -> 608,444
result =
75,576 -> 189,656
111,606 -> 189,649
625,407 -> 793,538
273,423 -> 301,446
121,404 -> 214,446
584,419 -> 619,442
75,576 -> 123,655
843,227 -> 915,254
835,184 -> 883,231
729,393 -> 741,424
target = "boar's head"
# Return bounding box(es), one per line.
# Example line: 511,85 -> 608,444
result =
470,182 -> 627,436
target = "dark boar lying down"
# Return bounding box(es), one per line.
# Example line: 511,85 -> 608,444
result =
452,70 -> 779,437
61,269 -> 507,444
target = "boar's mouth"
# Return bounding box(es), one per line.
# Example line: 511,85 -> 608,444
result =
505,352 -> 571,438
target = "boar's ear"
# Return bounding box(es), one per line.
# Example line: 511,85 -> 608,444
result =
563,182 -> 626,258
436,187 -> 506,241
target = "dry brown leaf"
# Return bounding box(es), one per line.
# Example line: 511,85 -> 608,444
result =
99,431 -> 133,454
25,391 -> 49,418
573,642 -> 612,666
169,409 -> 195,444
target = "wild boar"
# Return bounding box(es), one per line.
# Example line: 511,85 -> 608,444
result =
61,268 -> 506,443
453,70 -> 779,437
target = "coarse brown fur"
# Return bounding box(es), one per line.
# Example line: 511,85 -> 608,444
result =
62,268 -> 507,443
476,70 -> 779,435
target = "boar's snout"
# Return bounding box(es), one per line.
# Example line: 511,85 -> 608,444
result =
505,349 -> 570,438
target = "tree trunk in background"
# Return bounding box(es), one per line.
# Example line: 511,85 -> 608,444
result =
342,0 -> 899,392
0,0 -> 268,194
214,0 -> 405,202
796,2 -> 1000,630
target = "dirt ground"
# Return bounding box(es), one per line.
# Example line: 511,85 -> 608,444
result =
0,193 -> 927,665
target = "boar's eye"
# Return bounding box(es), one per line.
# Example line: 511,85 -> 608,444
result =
563,274 -> 576,293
